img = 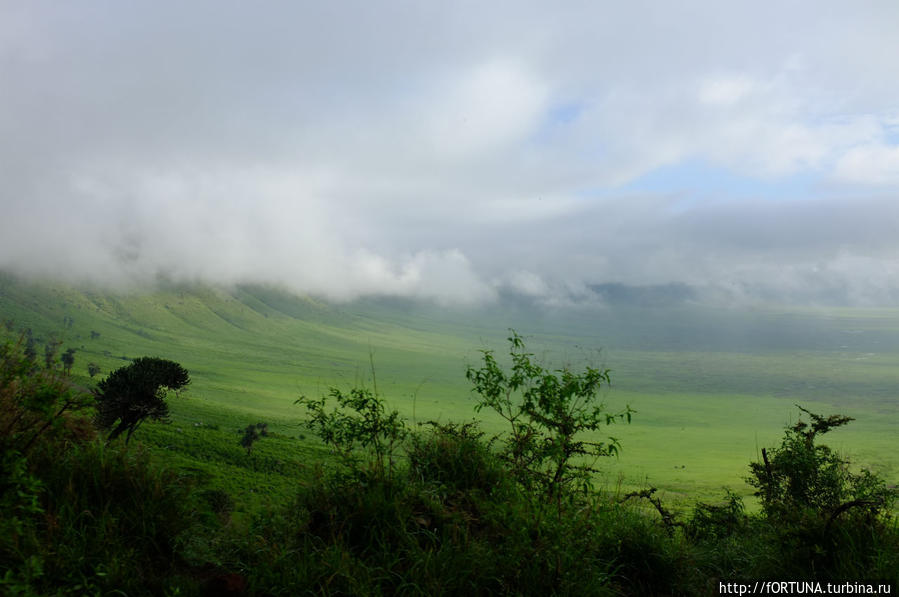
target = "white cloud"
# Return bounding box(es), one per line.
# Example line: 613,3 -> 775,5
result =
419,60 -> 547,160
2,1 -> 899,305
698,74 -> 756,106
834,143 -> 899,185
505,270 -> 549,297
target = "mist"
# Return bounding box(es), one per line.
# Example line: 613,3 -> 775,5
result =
2,2 -> 898,306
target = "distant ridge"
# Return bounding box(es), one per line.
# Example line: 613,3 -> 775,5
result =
587,282 -> 698,307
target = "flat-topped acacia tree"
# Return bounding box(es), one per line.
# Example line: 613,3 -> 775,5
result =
94,357 -> 190,444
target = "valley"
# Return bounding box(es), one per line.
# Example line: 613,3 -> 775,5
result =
2,273 -> 897,511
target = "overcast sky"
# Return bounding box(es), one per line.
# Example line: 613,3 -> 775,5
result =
2,1 -> 899,305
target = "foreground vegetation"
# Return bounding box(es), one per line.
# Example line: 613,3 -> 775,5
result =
2,329 -> 897,595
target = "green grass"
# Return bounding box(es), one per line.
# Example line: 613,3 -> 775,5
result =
3,314 -> 897,596
1,272 -> 897,511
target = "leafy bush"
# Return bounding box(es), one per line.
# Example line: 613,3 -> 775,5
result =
1,331 -> 91,593
297,386 -> 408,480
748,406 -> 895,527
244,428 -> 646,596
740,406 -> 897,580
686,489 -> 747,541
283,375 -> 677,595
466,331 -> 632,501
1,332 -> 92,456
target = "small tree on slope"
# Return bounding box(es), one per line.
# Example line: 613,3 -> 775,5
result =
94,357 -> 190,444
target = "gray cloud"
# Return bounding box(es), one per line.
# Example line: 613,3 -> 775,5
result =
2,1 -> 898,305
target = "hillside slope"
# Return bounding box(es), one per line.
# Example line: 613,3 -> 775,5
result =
2,272 -> 897,503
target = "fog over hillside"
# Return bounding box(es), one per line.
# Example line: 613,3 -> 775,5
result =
2,2 -> 899,306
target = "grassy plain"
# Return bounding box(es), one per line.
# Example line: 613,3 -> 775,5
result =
2,273 -> 897,512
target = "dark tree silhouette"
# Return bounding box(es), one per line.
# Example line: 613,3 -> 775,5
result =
240,422 -> 269,455
87,362 -> 101,378
61,348 -> 76,374
23,328 -> 36,362
94,357 -> 190,444
43,338 -> 60,369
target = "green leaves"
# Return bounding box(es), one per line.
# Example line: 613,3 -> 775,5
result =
94,357 -> 190,444
2,331 -> 91,456
297,387 -> 408,480
466,330 -> 632,501
747,406 -> 895,526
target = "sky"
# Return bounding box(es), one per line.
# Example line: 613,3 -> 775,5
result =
2,1 -> 899,305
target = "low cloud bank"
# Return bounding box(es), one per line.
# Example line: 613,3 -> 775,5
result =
2,2 -> 899,306
3,171 -> 897,307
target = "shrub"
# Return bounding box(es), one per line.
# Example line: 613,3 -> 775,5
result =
466,331 -> 632,502
748,406 -> 894,527
297,386 -> 408,480
408,420 -> 507,496
240,422 -> 269,455
1,332 -> 92,456
686,489 -> 747,541
743,406 -> 897,580
200,488 -> 235,518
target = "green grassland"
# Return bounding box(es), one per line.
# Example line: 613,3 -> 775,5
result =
2,272 -> 897,512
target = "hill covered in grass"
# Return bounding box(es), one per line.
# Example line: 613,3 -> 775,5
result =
2,315 -> 897,595
1,270 -> 898,507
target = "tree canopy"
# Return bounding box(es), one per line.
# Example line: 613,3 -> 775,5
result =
94,357 -> 190,444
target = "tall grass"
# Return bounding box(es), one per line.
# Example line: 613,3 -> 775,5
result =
11,441 -> 204,595
1,331 -> 208,595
